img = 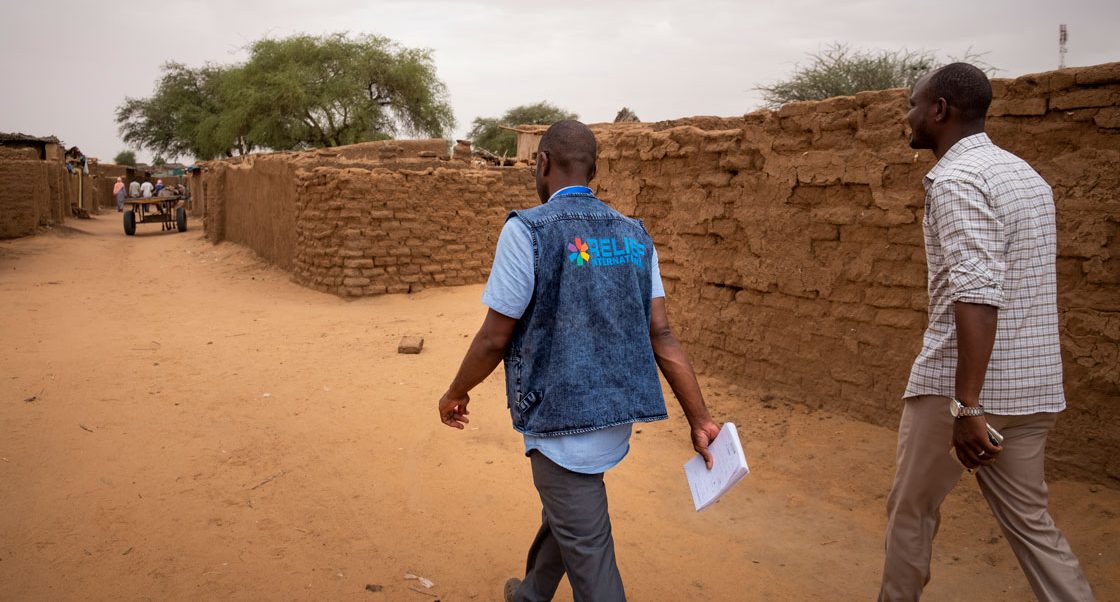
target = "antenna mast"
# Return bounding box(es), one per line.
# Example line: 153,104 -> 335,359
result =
1059,24 -> 1068,69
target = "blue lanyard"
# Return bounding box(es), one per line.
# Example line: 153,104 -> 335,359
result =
548,186 -> 593,202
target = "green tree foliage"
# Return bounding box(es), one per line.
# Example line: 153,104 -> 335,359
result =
757,43 -> 995,108
467,102 -> 578,156
117,62 -> 231,159
115,33 -> 455,160
113,150 -> 137,166
236,34 -> 455,149
151,155 -> 167,167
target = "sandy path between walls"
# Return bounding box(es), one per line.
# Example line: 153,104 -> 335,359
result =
1,215 -> 1116,601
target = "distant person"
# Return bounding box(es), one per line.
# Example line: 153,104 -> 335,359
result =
154,179 -> 164,195
112,177 -> 125,212
437,120 -> 720,602
878,63 -> 1095,602
139,179 -> 154,214
128,179 -> 141,198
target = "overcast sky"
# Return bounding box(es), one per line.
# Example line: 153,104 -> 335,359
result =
1,0 -> 1116,163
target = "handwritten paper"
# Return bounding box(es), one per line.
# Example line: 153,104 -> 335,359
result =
684,422 -> 749,511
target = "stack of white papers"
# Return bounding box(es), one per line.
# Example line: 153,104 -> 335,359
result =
683,422 -> 749,511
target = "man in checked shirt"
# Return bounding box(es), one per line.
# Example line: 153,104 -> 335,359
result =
878,63 -> 1096,601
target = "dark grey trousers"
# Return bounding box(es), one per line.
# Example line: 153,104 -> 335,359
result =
516,450 -> 627,602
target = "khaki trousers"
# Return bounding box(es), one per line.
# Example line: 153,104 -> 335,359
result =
878,395 -> 1095,602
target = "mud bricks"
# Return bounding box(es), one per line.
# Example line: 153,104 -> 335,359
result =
591,63 -> 1120,485
292,164 -> 531,297
199,63 -> 1119,485
0,148 -> 72,238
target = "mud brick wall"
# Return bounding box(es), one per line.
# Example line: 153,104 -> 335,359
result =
200,139 -> 531,284
0,159 -> 50,237
214,157 -> 299,270
0,153 -> 70,238
187,173 -> 204,217
591,62 -> 1119,484
200,64 -> 1118,484
294,165 -> 530,295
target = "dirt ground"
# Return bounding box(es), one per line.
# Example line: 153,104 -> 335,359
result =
1,215 -> 1117,602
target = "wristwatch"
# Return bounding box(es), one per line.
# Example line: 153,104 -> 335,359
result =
949,397 -> 985,418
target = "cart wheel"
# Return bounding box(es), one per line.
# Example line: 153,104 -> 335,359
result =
124,210 -> 136,236
176,207 -> 188,232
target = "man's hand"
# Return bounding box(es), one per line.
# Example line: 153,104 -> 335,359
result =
952,415 -> 1001,469
435,309 -> 517,431
439,391 -> 471,429
691,419 -> 722,470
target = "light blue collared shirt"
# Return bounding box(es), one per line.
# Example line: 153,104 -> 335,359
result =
482,186 -> 665,473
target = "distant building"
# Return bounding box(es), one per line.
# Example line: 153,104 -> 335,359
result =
499,125 -> 550,163
0,132 -> 62,161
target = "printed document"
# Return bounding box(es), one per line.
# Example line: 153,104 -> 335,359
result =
683,422 -> 749,511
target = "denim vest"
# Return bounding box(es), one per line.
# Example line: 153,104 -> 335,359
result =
505,191 -> 667,437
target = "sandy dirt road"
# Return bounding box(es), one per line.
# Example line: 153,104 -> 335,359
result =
1,215 -> 1117,601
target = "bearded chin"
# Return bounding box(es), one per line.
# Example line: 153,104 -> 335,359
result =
908,128 -> 931,150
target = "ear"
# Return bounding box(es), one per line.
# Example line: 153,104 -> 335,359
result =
537,151 -> 550,177
933,97 -> 949,123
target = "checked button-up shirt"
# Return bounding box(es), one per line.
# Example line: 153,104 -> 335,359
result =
904,133 -> 1066,415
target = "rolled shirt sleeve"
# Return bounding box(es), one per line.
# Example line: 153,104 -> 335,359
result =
482,218 -> 536,319
928,178 -> 1006,308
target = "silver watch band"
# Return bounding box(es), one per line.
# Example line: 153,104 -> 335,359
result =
951,397 -> 985,418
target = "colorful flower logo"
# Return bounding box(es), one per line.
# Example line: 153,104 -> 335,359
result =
567,238 -> 591,266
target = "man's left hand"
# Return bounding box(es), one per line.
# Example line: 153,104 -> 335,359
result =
691,419 -> 722,470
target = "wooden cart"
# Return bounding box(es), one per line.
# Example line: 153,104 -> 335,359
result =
123,196 -> 187,236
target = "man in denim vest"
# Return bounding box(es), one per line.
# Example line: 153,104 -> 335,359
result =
438,120 -> 720,602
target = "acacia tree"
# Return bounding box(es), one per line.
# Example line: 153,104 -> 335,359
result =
236,34 -> 455,150
757,43 -> 995,108
468,102 -> 578,156
117,62 -> 233,159
115,33 -> 455,160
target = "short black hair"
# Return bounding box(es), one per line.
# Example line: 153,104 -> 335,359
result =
538,120 -> 597,175
925,62 -> 992,121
